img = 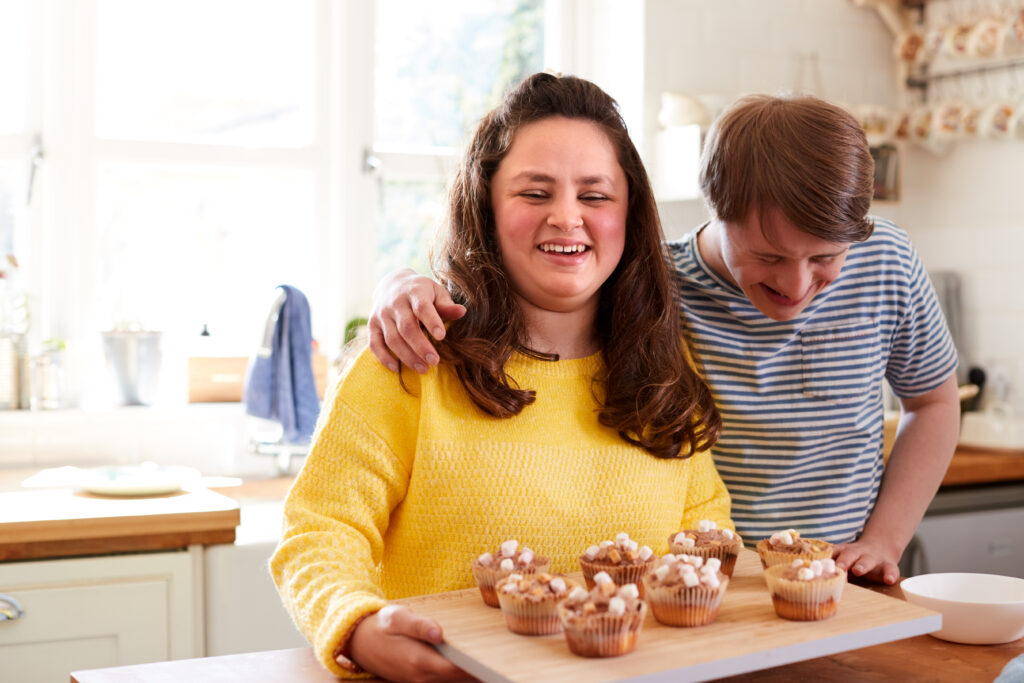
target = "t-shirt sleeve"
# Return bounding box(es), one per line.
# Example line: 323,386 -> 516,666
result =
884,238 -> 959,398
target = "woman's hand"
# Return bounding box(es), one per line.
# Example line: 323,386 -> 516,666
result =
368,269 -> 466,374
832,537 -> 901,585
346,605 -> 474,682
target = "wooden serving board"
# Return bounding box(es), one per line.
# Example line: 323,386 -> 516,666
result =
398,550 -> 940,683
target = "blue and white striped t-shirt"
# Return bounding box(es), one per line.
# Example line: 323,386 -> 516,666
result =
668,217 -> 958,544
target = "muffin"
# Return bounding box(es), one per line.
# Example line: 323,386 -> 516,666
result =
578,532 -> 656,597
764,558 -> 847,621
756,529 -> 832,569
557,572 -> 648,657
642,553 -> 729,627
668,520 -> 743,577
472,539 -> 550,608
495,572 -> 579,635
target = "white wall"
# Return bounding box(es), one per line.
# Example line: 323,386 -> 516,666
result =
644,0 -> 897,238
642,0 -> 1024,414
885,143 -> 1024,412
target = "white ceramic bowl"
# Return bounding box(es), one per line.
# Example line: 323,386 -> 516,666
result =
901,573 -> 1024,644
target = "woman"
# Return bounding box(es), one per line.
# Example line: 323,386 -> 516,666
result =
271,72 -> 731,681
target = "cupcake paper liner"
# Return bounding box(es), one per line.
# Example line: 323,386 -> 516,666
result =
763,563 -> 846,621
557,602 -> 648,657
642,576 -> 729,627
496,592 -> 564,635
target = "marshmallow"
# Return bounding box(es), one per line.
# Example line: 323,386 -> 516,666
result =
584,545 -> 600,560
698,519 -> 717,532
608,596 -> 626,616
797,567 -> 815,581
639,545 -> 654,561
705,557 -> 722,573
550,577 -> 567,593
518,549 -> 534,566
593,571 -> 614,585
723,529 -> 734,540
500,540 -> 518,557
500,558 -> 514,571
619,584 -> 640,600
477,552 -> 494,566
682,571 -> 700,588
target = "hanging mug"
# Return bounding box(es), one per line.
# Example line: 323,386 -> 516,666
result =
942,23 -> 973,58
978,100 -> 1016,139
966,18 -> 1007,58
932,100 -> 965,141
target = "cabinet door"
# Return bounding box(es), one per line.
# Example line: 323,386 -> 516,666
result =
914,508 -> 1024,579
0,550 -> 198,683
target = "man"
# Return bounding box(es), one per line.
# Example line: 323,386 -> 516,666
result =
365,94 -> 960,585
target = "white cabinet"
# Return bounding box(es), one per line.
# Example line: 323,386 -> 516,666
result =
0,547 -> 202,683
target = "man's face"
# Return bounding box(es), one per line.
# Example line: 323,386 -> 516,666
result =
718,210 -> 850,321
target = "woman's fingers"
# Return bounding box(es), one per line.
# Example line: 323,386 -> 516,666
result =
348,606 -> 472,682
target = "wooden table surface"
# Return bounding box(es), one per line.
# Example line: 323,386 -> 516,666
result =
71,579 -> 1023,683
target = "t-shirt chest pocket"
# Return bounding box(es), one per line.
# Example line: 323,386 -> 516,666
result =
800,320 -> 881,404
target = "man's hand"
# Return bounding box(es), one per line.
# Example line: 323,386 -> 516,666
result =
833,537 -> 901,585
368,269 -> 467,374
346,605 -> 474,682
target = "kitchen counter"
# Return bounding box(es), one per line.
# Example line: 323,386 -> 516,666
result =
0,486 -> 240,561
940,445 -> 1024,486
69,579 -> 1023,682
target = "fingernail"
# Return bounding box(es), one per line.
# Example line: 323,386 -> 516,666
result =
425,353 -> 439,365
428,627 -> 441,642
432,327 -> 444,339
853,564 -> 865,574
386,362 -> 398,373
414,363 -> 427,374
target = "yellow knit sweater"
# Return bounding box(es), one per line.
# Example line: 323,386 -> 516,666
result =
270,347 -> 732,678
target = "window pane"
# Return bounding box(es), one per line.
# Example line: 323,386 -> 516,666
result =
0,167 -> 18,258
374,0 -> 545,149
94,0 -> 317,147
95,165 -> 317,350
0,0 -> 27,135
374,179 -> 446,283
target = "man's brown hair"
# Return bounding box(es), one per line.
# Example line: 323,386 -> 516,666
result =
434,72 -> 721,459
699,94 -> 875,242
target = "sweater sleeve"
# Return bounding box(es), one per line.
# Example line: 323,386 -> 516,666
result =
269,350 -> 420,678
677,448 -> 735,534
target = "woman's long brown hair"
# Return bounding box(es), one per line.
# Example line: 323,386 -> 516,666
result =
435,72 -> 721,459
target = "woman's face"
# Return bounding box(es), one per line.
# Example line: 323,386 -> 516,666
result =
489,116 -> 628,318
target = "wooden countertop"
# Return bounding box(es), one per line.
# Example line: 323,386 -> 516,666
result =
0,486 -> 240,561
70,579 -> 1023,682
941,445 -> 1024,487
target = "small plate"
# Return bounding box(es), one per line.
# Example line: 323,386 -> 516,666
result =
79,465 -> 200,496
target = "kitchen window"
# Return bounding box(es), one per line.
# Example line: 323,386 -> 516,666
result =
2,0 -> 559,410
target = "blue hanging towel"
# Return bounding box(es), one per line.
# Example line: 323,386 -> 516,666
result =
243,285 -> 320,444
